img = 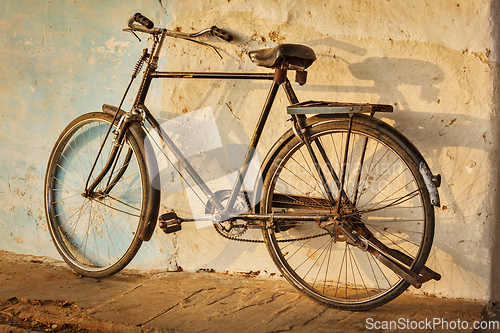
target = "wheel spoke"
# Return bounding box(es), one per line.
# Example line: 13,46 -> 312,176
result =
262,118 -> 434,310
45,114 -> 146,278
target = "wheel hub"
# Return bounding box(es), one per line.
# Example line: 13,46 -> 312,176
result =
317,202 -> 362,242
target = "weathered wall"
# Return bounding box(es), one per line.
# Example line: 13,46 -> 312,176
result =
1,0 -> 498,302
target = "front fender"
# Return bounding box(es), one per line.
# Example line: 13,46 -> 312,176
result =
103,104 -> 161,241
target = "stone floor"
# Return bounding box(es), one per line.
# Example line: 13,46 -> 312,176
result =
0,250 -> 494,332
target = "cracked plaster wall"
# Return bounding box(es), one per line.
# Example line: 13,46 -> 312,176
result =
0,0 -> 499,302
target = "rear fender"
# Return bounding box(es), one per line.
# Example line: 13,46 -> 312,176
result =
252,114 -> 440,210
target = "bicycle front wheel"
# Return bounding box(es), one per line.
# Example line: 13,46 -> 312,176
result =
261,115 -> 434,310
45,112 -> 150,278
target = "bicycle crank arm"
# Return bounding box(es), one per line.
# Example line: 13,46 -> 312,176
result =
158,212 -> 220,234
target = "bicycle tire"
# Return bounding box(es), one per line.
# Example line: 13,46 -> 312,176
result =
261,114 -> 434,310
44,112 -> 151,278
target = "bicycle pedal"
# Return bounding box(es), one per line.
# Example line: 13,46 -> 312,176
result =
158,212 -> 182,234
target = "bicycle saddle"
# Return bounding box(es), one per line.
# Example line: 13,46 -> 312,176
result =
249,44 -> 316,70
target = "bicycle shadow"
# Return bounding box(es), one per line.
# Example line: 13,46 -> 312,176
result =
303,38 -> 496,297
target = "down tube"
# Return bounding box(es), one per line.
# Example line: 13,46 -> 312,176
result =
144,106 -> 225,212
144,72 -> 276,214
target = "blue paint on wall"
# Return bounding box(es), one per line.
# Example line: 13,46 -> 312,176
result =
0,0 -> 169,257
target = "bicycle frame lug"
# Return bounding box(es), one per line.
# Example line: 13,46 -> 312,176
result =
213,213 -> 224,223
318,220 -> 338,241
132,106 -> 146,124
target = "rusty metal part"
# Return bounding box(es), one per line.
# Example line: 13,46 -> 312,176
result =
356,223 -> 441,283
368,246 -> 423,289
203,191 -> 332,243
316,219 -> 349,243
287,101 -> 393,115
295,70 -> 307,85
274,68 -> 287,83
418,161 -> 441,207
206,190 -> 251,238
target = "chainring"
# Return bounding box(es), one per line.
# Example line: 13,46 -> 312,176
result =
205,190 -> 251,238
205,190 -> 331,243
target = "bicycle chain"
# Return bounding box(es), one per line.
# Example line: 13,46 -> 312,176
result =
210,192 -> 331,243
213,222 -> 329,243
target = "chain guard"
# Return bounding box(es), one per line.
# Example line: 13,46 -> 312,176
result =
205,190 -> 330,243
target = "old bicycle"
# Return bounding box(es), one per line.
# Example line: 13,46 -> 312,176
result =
44,13 -> 442,310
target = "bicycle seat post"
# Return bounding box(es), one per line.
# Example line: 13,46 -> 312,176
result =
274,68 -> 287,85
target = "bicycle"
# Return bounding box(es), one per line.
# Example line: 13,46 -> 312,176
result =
44,13 -> 442,310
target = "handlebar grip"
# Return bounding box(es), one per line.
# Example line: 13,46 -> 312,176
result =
211,26 -> 233,42
134,13 -> 154,29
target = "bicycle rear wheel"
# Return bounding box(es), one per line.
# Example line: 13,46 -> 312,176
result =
261,115 -> 434,310
44,112 -> 150,278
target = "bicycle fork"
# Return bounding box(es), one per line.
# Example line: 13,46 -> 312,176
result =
84,109 -> 142,198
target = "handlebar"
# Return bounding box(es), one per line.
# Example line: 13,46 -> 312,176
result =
133,13 -> 154,29
211,26 -> 233,42
127,12 -> 233,43
127,13 -> 161,35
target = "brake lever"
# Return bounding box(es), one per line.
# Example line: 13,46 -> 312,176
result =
123,28 -> 142,42
166,31 -> 223,59
185,37 -> 223,59
188,28 -> 212,38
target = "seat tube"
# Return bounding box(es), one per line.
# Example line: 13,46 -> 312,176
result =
224,69 -> 286,213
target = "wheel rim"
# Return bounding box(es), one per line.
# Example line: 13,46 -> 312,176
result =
263,124 -> 430,306
46,117 -> 144,273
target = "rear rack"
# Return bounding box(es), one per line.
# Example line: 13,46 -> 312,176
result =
287,101 -> 393,114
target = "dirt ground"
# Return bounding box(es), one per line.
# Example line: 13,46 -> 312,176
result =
0,250 -> 491,333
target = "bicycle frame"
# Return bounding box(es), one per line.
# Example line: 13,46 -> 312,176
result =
67,20 -> 444,290
84,29 -> 334,223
